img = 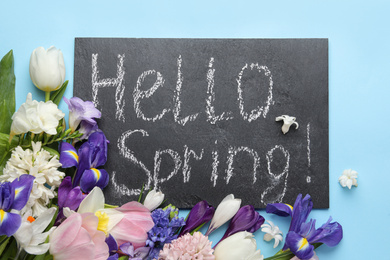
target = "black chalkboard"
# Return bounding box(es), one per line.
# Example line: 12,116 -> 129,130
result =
74,38 -> 328,208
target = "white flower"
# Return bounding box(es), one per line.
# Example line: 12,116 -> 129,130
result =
338,169 -> 358,189
205,194 -> 241,236
143,190 -> 164,211
29,46 -> 65,92
10,93 -> 64,136
14,207 -> 57,255
261,220 -> 283,248
275,115 -> 299,134
214,231 -> 263,260
1,142 -> 64,217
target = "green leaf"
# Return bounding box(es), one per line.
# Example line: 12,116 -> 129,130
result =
0,50 -> 16,134
264,243 -> 323,260
0,132 -> 19,174
1,236 -> 17,259
0,236 -> 10,256
118,256 -> 129,260
42,146 -> 60,158
50,80 -> 68,106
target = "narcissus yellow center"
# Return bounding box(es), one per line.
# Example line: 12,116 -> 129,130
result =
95,210 -> 109,235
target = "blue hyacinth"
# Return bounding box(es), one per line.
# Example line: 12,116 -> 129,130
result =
146,206 -> 185,259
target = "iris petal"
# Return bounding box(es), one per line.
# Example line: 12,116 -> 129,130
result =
266,203 -> 293,217
286,231 -> 314,260
80,168 -> 109,193
11,174 -> 35,211
59,142 -> 79,168
0,210 -> 22,236
306,217 -> 343,247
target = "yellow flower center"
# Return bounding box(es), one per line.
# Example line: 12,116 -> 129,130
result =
95,211 -> 109,235
0,209 -> 5,222
298,237 -> 309,251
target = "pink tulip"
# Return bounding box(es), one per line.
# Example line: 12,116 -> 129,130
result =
109,201 -> 155,248
49,213 -> 109,260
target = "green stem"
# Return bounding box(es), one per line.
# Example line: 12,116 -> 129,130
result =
45,91 -> 50,102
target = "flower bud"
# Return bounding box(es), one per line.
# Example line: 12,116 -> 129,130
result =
29,46 -> 65,92
143,190 -> 164,211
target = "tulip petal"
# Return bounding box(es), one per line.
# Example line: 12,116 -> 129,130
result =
206,194 -> 241,236
78,187 -> 105,214
49,213 -> 83,254
59,142 -> 79,168
180,200 -> 214,236
0,210 -> 22,236
11,174 -> 35,210
80,168 -> 109,193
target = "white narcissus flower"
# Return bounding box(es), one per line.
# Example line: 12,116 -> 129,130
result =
10,93 -> 64,136
143,190 -> 164,211
205,194 -> 241,236
14,207 -> 57,255
29,46 -> 65,92
1,142 -> 64,217
261,220 -> 283,248
338,169 -> 358,189
214,231 -> 263,260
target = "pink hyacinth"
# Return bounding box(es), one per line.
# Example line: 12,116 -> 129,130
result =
158,232 -> 215,260
49,213 -> 109,260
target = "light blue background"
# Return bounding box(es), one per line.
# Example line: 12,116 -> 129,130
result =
1,1 -> 389,259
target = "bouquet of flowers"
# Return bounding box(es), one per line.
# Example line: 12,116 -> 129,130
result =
0,47 -> 343,260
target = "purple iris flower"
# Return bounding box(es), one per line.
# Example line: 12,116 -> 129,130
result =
55,176 -> 85,225
179,200 -> 214,236
0,174 -> 35,236
63,96 -> 101,139
267,194 -> 343,260
217,205 -> 264,246
59,131 -> 109,193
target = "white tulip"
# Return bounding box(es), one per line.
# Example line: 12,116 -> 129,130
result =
10,93 -> 64,136
143,190 -> 165,211
205,194 -> 241,235
29,46 -> 65,92
214,231 -> 264,260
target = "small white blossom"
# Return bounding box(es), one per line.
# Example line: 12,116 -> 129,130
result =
275,115 -> 299,134
261,220 -> 283,248
10,93 -> 64,136
338,169 -> 358,189
1,142 -> 64,217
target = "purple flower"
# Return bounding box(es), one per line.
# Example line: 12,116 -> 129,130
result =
217,205 -> 264,246
55,176 -> 85,225
59,131 -> 109,193
179,200 -> 214,236
0,175 -> 34,236
63,96 -> 101,136
146,207 -> 185,260
267,194 -> 343,260
119,242 -> 150,259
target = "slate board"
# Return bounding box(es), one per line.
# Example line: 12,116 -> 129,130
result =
74,38 -> 328,208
